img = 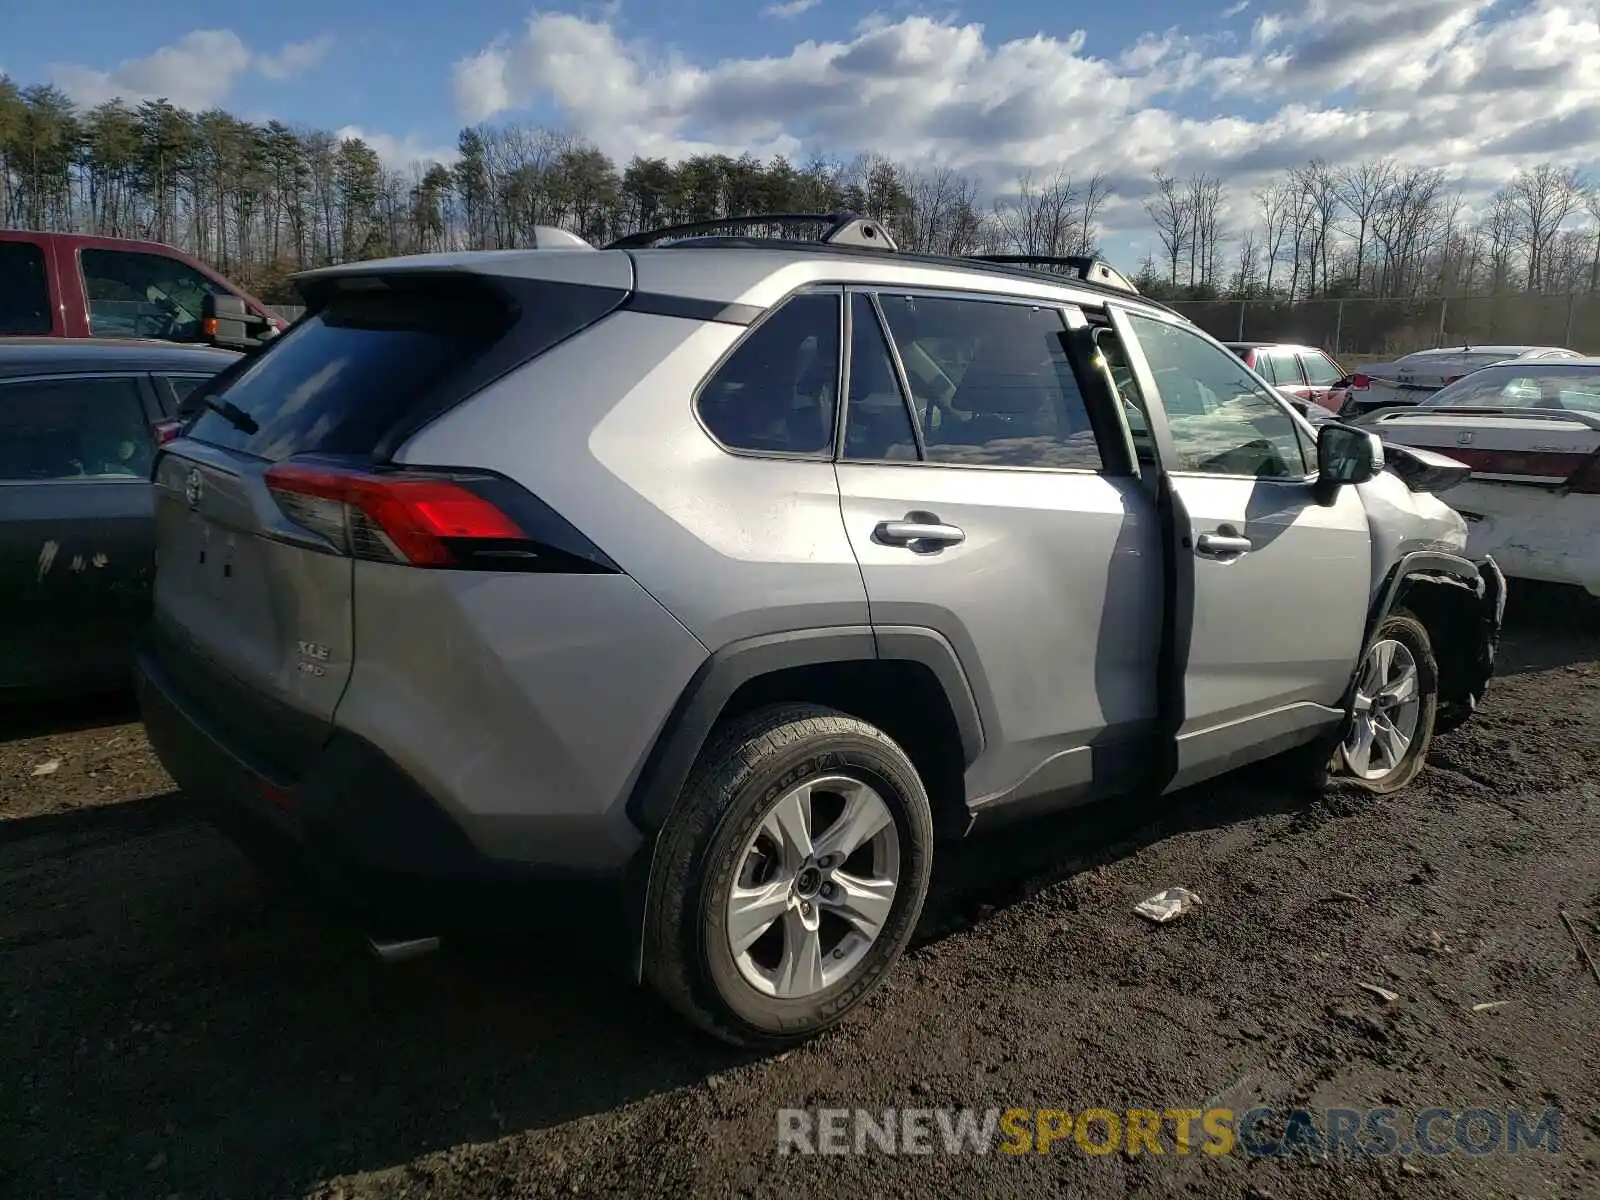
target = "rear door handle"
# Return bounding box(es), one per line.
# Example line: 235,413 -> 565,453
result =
1195,532 -> 1253,556
874,518 -> 966,551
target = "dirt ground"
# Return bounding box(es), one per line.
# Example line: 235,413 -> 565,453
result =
2,586 -> 1597,1200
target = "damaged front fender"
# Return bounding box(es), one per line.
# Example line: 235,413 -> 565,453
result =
1363,552 -> 1506,736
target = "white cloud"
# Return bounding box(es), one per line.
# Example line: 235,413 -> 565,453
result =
765,0 -> 821,17
49,28 -> 334,111
257,35 -> 334,81
336,125 -> 459,170
51,30 -> 254,110
446,1 -> 1600,229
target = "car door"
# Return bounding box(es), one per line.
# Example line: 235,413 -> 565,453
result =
1107,308 -> 1371,790
0,372 -> 164,692
834,289 -> 1163,819
1298,349 -> 1346,412
1265,348 -> 1311,405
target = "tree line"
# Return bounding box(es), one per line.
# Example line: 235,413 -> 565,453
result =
3,76 -> 1596,305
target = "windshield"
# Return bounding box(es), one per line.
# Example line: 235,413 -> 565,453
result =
1421,366 -> 1600,414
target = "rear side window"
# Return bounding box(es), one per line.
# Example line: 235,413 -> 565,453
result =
1250,351 -> 1277,384
842,294 -> 918,461
1266,349 -> 1303,386
0,242 -> 52,335
877,294 -> 1103,470
185,283 -> 518,460
696,292 -> 840,456
0,376 -> 154,481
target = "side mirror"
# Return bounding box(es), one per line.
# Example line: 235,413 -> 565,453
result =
1315,422 -> 1384,504
201,293 -> 270,349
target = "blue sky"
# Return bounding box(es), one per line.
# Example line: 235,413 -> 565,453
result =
3,1 -> 1597,264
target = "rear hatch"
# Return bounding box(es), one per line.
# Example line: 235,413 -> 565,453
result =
149,260 -> 631,777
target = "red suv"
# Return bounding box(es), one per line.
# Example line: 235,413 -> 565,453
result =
1225,342 -> 1351,413
1,230 -> 286,345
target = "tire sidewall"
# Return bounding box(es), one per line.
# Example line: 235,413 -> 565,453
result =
694,735 -> 932,1039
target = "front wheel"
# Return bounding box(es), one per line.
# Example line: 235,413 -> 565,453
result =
643,703 -> 934,1049
1339,611 -> 1438,794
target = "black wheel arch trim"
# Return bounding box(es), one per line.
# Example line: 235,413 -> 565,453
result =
624,625 -> 985,835
1345,550 -> 1504,718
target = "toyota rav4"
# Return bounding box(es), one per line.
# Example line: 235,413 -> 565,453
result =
137,215 -> 1505,1048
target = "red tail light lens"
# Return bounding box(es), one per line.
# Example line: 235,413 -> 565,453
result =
1442,375 -> 1462,385
1350,373 -> 1371,389
1568,449 -> 1600,495
154,419 -> 183,445
265,463 -> 526,566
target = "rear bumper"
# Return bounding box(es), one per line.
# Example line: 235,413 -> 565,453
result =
136,647 -> 652,968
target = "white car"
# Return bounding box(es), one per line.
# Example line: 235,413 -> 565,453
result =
1360,359 -> 1600,597
1342,345 -> 1584,420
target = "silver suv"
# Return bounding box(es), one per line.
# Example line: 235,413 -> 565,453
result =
137,214 -> 1505,1048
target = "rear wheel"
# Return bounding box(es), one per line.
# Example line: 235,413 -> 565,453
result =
643,704 -> 934,1049
1339,611 -> 1438,794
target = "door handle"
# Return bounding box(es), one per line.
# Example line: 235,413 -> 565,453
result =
1195,531 -> 1253,557
874,517 -> 966,551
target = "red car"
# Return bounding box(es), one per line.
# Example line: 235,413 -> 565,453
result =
1225,341 -> 1351,414
1,230 -> 286,344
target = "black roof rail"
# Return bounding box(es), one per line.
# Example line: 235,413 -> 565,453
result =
967,255 -> 1140,295
606,212 -> 898,252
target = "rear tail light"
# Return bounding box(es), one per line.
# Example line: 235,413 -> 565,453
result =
263,462 -> 617,572
1350,373 -> 1371,390
154,419 -> 183,445
1568,449 -> 1600,495
1442,375 -> 1462,385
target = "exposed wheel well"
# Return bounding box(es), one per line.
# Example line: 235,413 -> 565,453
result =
715,660 -> 969,839
1394,573 -> 1482,726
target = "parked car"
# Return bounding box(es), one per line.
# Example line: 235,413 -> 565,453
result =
1359,359 -> 1600,597
1340,344 -> 1584,420
1224,341 -> 1352,414
0,230 -> 287,345
0,339 -> 239,697
135,215 -> 1505,1048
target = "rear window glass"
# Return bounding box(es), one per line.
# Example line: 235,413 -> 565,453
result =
185,284 -> 511,460
0,241 -> 52,335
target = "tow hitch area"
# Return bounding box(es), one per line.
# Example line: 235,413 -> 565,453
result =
366,934 -> 443,964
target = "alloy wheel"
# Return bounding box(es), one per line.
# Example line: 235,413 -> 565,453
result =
724,775 -> 901,999
1342,637 -> 1423,781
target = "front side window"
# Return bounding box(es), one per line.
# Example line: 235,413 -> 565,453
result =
0,241 -> 53,335
1300,352 -> 1343,386
0,376 -> 154,481
876,294 -> 1103,470
696,292 -> 840,456
80,248 -> 228,343
1125,313 -> 1308,478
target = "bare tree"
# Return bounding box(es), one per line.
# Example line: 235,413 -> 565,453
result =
1230,225 -> 1261,297
1505,163 -> 1584,291
1334,158 -> 1395,291
1585,185 -> 1600,293
1183,173 -> 1225,290
1256,182 -> 1293,294
1145,168 -> 1191,287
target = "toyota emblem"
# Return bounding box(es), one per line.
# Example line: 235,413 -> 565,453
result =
184,467 -> 204,507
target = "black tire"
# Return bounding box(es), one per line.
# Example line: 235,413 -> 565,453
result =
1339,610 -> 1438,795
642,703 -> 934,1049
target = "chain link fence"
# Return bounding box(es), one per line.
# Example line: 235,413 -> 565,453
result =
1165,294 -> 1599,363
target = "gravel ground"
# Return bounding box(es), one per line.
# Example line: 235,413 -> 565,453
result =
2,586 -> 1597,1200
